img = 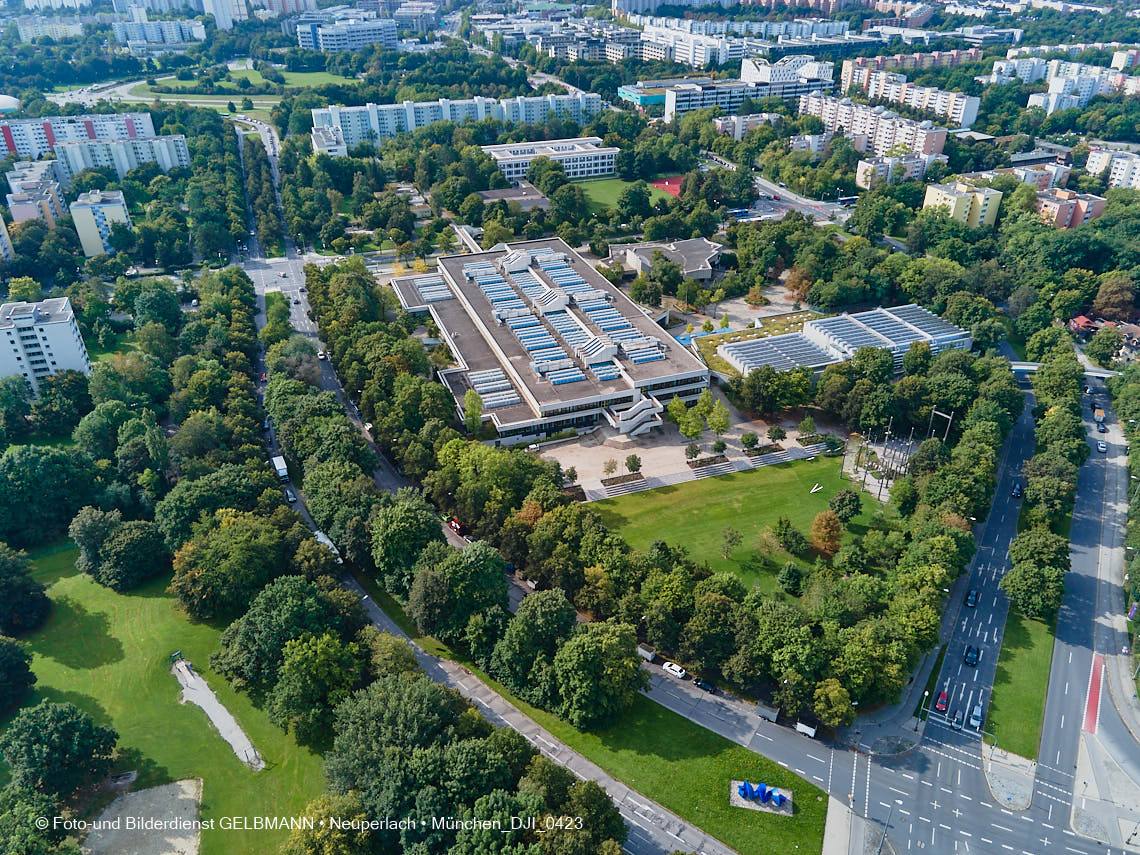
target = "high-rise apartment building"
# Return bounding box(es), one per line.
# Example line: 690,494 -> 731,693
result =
297,16 -> 396,50
53,135 -> 190,179
799,93 -> 948,155
861,70 -> 980,127
1086,148 -> 1140,189
0,298 -> 91,393
923,180 -> 1002,228
69,190 -> 132,257
1035,188 -> 1105,229
0,113 -> 155,159
0,218 -> 13,264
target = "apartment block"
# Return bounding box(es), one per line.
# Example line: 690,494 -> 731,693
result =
312,93 -> 604,148
53,135 -> 190,180
1025,59 -> 1140,114
1035,187 -> 1105,229
481,137 -> 618,184
855,151 -> 948,188
311,125 -> 349,157
923,180 -> 1002,228
0,112 -> 155,159
639,25 -> 747,67
859,71 -> 980,127
1086,148 -> 1140,189
713,112 -> 783,140
840,48 -> 983,91
799,93 -> 948,156
112,17 -> 206,53
70,190 -> 132,257
958,162 -> 1070,190
15,17 -> 83,40
393,1 -> 438,31
0,218 -> 12,264
0,298 -> 91,393
297,15 -> 395,50
21,0 -> 92,10
1111,48 -> 1140,69
5,160 -> 66,226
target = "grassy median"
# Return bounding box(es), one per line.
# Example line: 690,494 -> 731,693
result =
986,611 -> 1055,759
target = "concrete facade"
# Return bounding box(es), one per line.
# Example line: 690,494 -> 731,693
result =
0,297 -> 91,393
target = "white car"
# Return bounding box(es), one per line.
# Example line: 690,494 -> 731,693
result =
317,351 -> 326,360
662,661 -> 687,679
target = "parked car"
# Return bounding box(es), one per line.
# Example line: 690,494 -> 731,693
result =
969,704 -> 984,730
1011,483 -> 1022,498
951,709 -> 964,730
935,691 -> 949,713
965,589 -> 979,608
964,645 -> 981,667
285,489 -> 297,504
662,661 -> 687,679
693,678 -> 717,694
1098,422 -> 1108,433
293,298 -> 301,305
1098,441 -> 1108,453
317,351 -> 326,360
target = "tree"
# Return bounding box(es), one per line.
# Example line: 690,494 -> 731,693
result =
553,622 -> 647,728
0,376 -> 31,443
490,589 -> 576,704
6,276 -> 42,303
810,510 -> 843,557
624,454 -> 641,475
706,399 -> 730,437
363,628 -> 420,679
721,527 -> 743,559
1091,274 -> 1134,321
1009,526 -> 1069,572
407,540 -> 508,643
767,425 -> 786,441
772,517 -> 807,554
267,631 -> 365,745
134,288 -> 182,333
280,792 -> 373,855
685,442 -> 700,461
29,371 -> 92,436
210,575 -> 351,691
828,489 -> 862,524
464,389 -> 483,433
797,415 -> 816,436
370,491 -> 445,596
1087,326 -> 1123,366
0,446 -> 96,548
94,520 -> 170,592
603,459 -> 617,476
0,701 -> 118,797
813,677 -> 855,727
741,431 -> 758,451
0,636 -> 35,712
0,785 -> 71,855
1001,561 -> 1064,619
0,544 -> 49,636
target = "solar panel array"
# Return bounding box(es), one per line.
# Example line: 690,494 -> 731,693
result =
545,311 -> 590,351
413,275 -> 452,303
811,315 -> 888,352
590,361 -> 622,381
719,333 -> 838,373
850,310 -> 923,348
889,304 -> 964,340
468,368 -> 521,409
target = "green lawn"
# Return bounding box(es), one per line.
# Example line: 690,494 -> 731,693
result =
576,178 -> 672,214
594,457 -> 866,593
229,67 -> 356,87
986,612 -> 1055,758
1,546 -> 326,854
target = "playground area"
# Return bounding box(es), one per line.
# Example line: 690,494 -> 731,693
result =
83,779 -> 203,855
171,654 -> 265,771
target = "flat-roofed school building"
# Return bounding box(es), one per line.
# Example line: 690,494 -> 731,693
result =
391,238 -> 709,445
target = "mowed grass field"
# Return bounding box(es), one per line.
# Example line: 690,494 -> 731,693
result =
594,456 -> 867,593
1,545 -> 326,855
986,612 -> 1056,759
576,178 -> 672,214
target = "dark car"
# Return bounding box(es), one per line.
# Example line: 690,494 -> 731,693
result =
965,589 -> 979,608
693,678 -> 717,694
1011,483 -> 1022,498
935,690 -> 949,713
951,709 -> 964,730
1098,422 -> 1108,433
964,645 -> 981,667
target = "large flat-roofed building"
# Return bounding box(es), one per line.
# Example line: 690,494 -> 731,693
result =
1086,148 -> 1140,189
799,93 -> 948,155
0,297 -> 91,393
860,71 -> 979,127
53,135 -> 190,179
618,76 -> 712,109
391,238 -> 709,444
5,159 -> 65,226
70,189 -> 131,257
841,48 -> 983,90
855,151 -> 947,188
481,137 -> 618,183
1035,187 -> 1105,229
312,92 -> 604,148
717,305 -> 970,375
299,16 -> 396,51
923,180 -> 1002,228
311,125 -> 349,157
0,112 -> 155,159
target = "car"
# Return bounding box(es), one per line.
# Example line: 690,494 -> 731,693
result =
259,372 -> 267,383
293,298 -> 301,305
772,194 -> 780,201
969,704 -> 984,730
778,181 -> 788,188
1098,422 -> 1108,433
662,661 -> 687,679
693,678 -> 717,694
280,272 -> 288,279
1098,441 -> 1108,453
285,489 -> 297,504
1011,483 -> 1022,498
317,351 -> 326,360
965,589 -> 979,608
299,285 -> 306,292
951,709 -> 964,730
964,645 -> 981,667
935,690 -> 949,713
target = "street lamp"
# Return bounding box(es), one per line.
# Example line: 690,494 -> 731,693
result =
876,800 -> 903,855
915,690 -> 929,731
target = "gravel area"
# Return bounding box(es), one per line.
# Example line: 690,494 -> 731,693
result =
83,779 -> 202,855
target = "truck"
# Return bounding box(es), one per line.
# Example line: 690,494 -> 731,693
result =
636,644 -> 657,663
271,455 -> 288,481
1094,407 -> 1105,424
313,531 -> 343,565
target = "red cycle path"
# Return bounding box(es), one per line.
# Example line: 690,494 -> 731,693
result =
1083,653 -> 1104,734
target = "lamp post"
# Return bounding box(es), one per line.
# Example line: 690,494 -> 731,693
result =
915,690 -> 929,731
876,800 -> 902,855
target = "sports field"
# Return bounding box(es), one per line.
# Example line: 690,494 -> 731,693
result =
576,178 -> 673,214
1,544 -> 326,854
593,456 -> 867,592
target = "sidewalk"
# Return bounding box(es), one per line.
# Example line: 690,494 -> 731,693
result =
343,576 -> 740,855
982,743 -> 1034,810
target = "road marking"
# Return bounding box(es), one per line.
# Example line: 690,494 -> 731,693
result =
889,787 -> 907,796
807,753 -> 825,763
899,809 -> 910,816
992,824 -> 1013,832
778,761 -> 789,768
1082,653 -> 1104,734
919,816 -> 931,823
981,838 -> 992,844
901,773 -> 914,780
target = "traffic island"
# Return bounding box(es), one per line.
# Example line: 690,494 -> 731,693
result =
982,742 -> 1034,810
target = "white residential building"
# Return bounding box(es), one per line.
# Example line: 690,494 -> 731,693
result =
0,113 -> 155,159
53,135 -> 190,179
15,17 -> 84,41
840,48 -> 984,90
1025,59 -> 1140,114
640,25 -> 747,67
311,125 -> 348,157
481,137 -> 618,183
984,56 -> 1048,84
203,0 -> 246,29
69,190 -> 132,257
861,70 -> 980,127
740,55 -> 835,91
855,151 -> 948,187
0,218 -> 13,264
713,112 -> 783,140
799,93 -> 948,155
393,0 -> 438,32
112,17 -> 206,53
21,0 -> 91,10
1086,148 -> 1140,189
312,92 -> 604,148
0,298 -> 91,393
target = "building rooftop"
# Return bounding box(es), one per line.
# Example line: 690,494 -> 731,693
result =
480,136 -> 618,163
72,189 -> 125,206
391,238 -> 708,431
624,238 -> 723,277
475,180 -> 550,210
0,297 -> 75,329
